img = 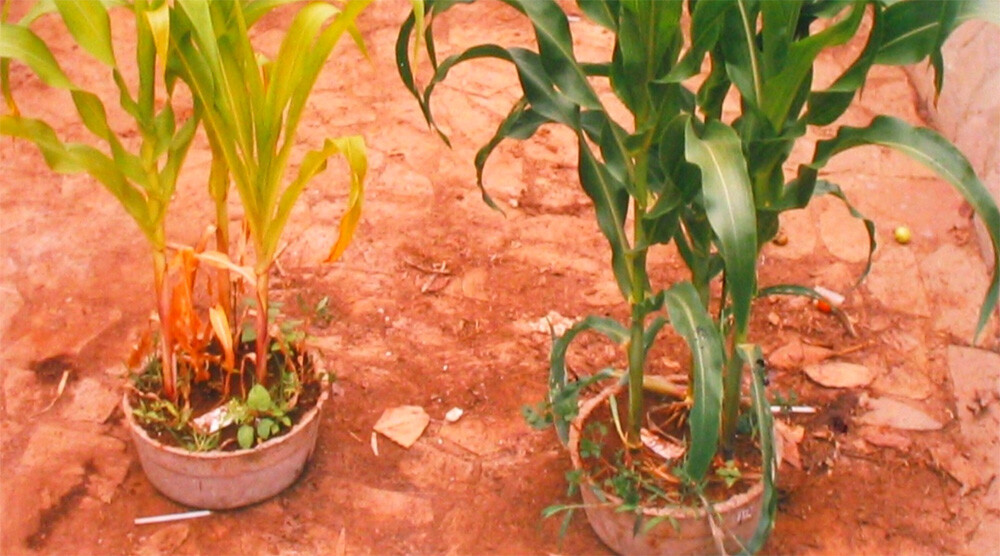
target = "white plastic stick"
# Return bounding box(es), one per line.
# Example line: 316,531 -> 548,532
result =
134,510 -> 212,525
770,405 -> 817,414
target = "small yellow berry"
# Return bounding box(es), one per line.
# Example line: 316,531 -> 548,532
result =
894,226 -> 912,245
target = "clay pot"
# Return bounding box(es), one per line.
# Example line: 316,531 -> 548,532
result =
568,382 -> 766,555
123,378 -> 330,510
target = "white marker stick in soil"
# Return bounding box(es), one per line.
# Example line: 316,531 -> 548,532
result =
134,510 -> 212,525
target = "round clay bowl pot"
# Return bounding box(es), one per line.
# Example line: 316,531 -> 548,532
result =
123,378 -> 330,510
568,382 -> 766,556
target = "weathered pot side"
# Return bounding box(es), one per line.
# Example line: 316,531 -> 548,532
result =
123,381 -> 330,510
569,383 -> 765,556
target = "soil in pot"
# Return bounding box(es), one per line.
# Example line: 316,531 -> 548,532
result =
568,382 -> 766,555
123,341 -> 332,509
126,341 -> 325,452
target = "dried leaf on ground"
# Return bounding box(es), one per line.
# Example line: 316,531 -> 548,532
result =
805,361 -> 874,388
774,420 -> 805,469
768,338 -> 833,370
374,405 -> 430,448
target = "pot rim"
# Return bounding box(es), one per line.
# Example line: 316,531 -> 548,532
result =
123,360 -> 331,460
567,380 -> 765,520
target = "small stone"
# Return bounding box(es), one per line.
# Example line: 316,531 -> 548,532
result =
444,407 -> 464,423
857,397 -> 944,431
805,361 -> 875,388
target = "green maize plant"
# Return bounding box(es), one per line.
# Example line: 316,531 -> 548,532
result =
168,0 -> 370,387
1,0 -> 200,402
398,0 -> 1000,548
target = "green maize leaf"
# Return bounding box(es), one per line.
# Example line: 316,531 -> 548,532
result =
265,1 -> 371,260
806,5 -> 885,126
577,134 -> 634,299
509,47 -> 581,126
55,0 -> 116,67
723,0 -> 763,107
144,0 -> 170,76
758,283 -> 857,329
760,0 -> 801,77
265,136 -> 366,266
111,68 -> 141,122
696,44 -> 731,120
323,136 -> 367,264
737,343 -> 777,554
395,10 -> 426,118
0,22 -> 75,90
595,114 -> 633,189
244,0 -> 304,26
758,283 -> 831,302
792,116 -> 999,341
663,282 -> 723,482
876,0 -> 961,66
760,0 -> 864,128
548,315 -> 628,444
578,0 -> 618,30
160,113 -> 201,199
814,180 -> 877,289
70,90 -> 126,156
684,119 -> 758,336
610,0 -> 682,120
18,0 -> 59,25
1,115 -> 156,243
474,98 -> 551,212
642,315 -> 667,356
422,45 -> 582,130
264,1 -> 341,144
504,0 -> 602,110
19,0 -> 125,26
661,0 -> 729,83
133,0 -> 157,123
1,114 -> 86,173
420,44 -> 516,144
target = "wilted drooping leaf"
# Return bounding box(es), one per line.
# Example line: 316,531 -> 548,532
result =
774,420 -> 804,469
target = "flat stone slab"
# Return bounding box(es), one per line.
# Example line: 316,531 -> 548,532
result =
864,246 -> 930,317
60,377 -> 120,423
857,397 -> 944,431
921,245 -> 995,342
